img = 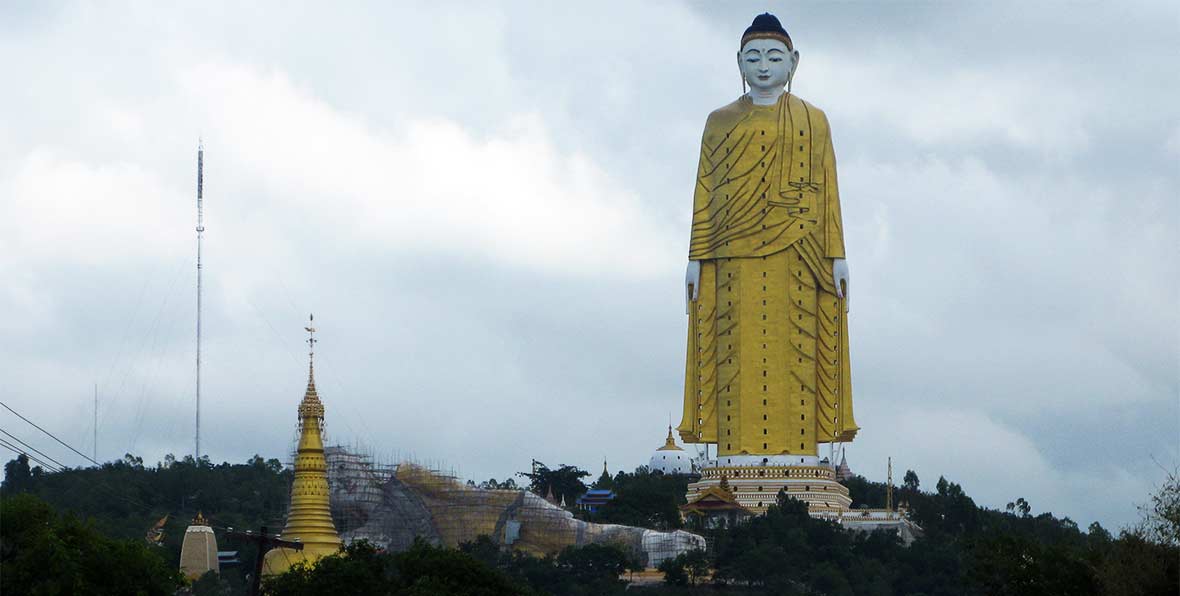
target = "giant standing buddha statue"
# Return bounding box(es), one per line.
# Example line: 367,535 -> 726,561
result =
679,13 -> 859,516
262,315 -> 343,575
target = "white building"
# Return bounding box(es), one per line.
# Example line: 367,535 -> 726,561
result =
648,426 -> 693,475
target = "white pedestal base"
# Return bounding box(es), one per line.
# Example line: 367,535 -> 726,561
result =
686,462 -> 852,516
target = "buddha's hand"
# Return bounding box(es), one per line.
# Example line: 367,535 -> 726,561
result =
685,260 -> 701,314
832,258 -> 850,312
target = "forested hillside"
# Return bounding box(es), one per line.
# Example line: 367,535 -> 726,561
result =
3,451 -> 291,584
2,454 -> 1177,595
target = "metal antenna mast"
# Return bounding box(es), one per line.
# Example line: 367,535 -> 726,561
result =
93,383 -> 97,462
195,140 -> 205,460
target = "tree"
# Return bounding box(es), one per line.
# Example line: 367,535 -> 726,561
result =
518,461 -> 590,506
1015,497 -> 1031,518
657,553 -> 688,586
591,466 -> 614,491
914,476 -> 979,535
124,452 -> 145,469
903,469 -> 920,492
1,453 -> 33,493
264,539 -> 524,596
555,543 -> 631,592
478,478 -> 518,491
969,534 -> 1098,596
460,536 -> 634,595
843,474 -> 888,508
1086,521 -> 1112,544
680,549 -> 710,586
0,493 -> 182,595
264,540 -> 393,596
1094,530 -> 1179,596
1135,465 -> 1179,547
589,467 -> 687,530
0,452 -> 293,594
188,570 -> 236,595
625,553 -> 645,580
811,562 -> 855,596
15,452 -> 1178,596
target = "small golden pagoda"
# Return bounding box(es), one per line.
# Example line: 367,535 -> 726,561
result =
262,316 -> 343,576
657,426 -> 681,452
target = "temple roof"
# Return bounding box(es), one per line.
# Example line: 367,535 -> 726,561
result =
680,480 -> 752,515
836,452 -> 852,481
578,489 -> 616,505
656,425 -> 684,451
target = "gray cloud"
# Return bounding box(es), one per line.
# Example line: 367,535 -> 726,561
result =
1,1 -> 1176,530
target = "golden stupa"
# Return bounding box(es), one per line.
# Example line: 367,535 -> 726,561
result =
262,316 -> 343,575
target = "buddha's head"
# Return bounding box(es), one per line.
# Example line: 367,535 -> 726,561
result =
737,13 -> 799,93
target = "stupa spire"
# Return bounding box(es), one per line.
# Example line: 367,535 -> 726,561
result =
299,314 -> 324,420
657,425 -> 684,451
262,314 -> 342,576
835,451 -> 853,481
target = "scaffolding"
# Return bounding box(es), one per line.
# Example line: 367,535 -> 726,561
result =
323,444 -> 396,538
318,445 -> 703,568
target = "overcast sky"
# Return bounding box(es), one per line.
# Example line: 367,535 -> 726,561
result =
1,1 -> 1176,530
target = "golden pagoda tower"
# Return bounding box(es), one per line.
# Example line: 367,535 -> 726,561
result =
262,315 -> 343,576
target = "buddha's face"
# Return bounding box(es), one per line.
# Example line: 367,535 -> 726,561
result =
738,38 -> 797,92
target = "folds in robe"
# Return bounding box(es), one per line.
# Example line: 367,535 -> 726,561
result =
679,93 -> 858,454
688,93 -> 845,262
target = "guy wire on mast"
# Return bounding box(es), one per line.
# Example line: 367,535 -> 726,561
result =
195,139 -> 205,460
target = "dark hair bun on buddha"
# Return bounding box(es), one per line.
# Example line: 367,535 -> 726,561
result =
741,13 -> 793,51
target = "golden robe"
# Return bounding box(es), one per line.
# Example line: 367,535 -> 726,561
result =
678,93 -> 858,457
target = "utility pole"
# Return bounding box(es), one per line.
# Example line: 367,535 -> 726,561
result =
225,526 -> 303,596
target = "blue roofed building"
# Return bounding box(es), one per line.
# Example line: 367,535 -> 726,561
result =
576,489 -> 615,513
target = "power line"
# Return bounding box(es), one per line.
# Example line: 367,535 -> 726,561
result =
0,401 -> 100,467
0,427 -> 68,470
0,436 -> 161,513
0,438 -> 61,472
0,439 -> 63,473
0,427 -> 219,520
